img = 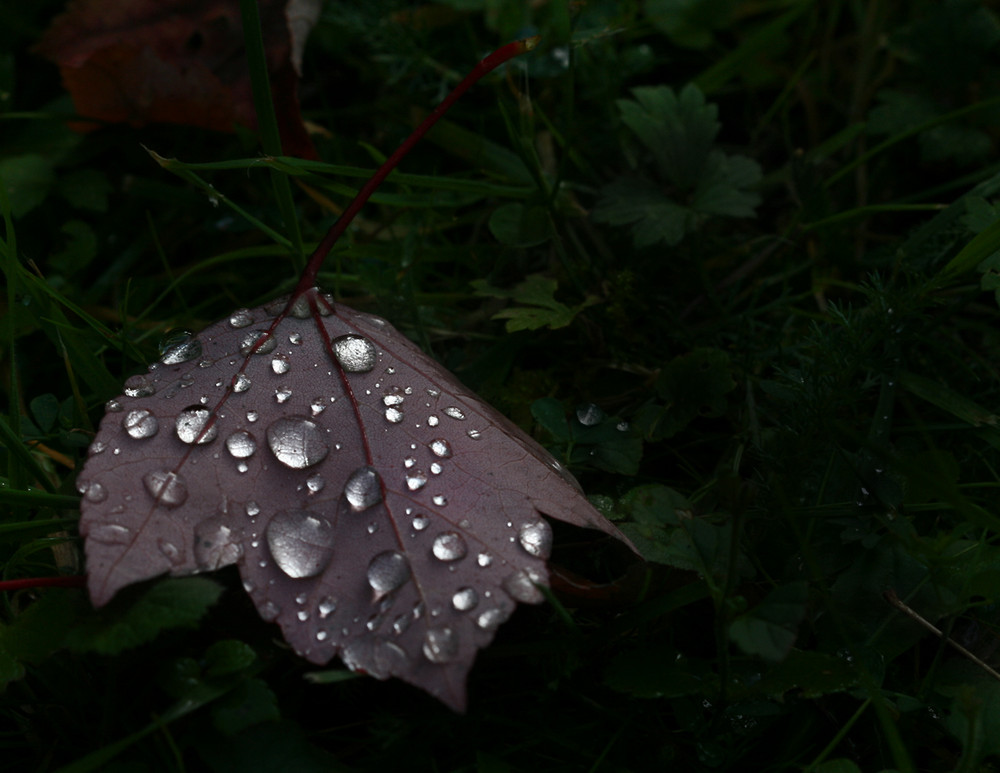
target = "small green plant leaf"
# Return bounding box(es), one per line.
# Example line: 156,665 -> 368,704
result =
0,154 -> 55,218
728,581 -> 809,661
591,177 -> 695,247
488,202 -> 552,247
472,274 -> 598,332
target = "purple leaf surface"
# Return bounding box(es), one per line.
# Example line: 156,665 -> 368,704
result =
77,287 -> 631,710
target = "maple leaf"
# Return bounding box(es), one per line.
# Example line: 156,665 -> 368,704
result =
34,0 -> 318,157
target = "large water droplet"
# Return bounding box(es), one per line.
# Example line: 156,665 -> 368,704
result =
175,406 -> 218,444
422,627 -> 459,664
123,409 -> 159,439
443,406 -> 465,420
503,568 -> 545,603
266,510 -> 336,579
225,429 -> 257,458
240,331 -> 277,356
266,416 -> 328,469
232,373 -> 252,393
333,334 -> 377,373
271,354 -> 290,374
159,331 -> 202,365
430,439 -> 452,458
518,520 -> 553,559
228,309 -> 253,328
344,466 -> 382,510
194,517 -> 243,570
576,403 -> 604,426
452,587 -> 478,611
432,532 -> 467,562
123,374 -> 156,398
143,470 -> 188,507
406,471 -> 427,491
367,551 -> 410,596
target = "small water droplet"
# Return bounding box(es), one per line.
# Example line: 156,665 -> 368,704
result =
123,409 -> 159,439
452,587 -> 478,611
333,334 -> 377,373
316,630 -> 328,642
477,552 -> 493,568
406,471 -> 427,491
392,613 -> 411,635
427,415 -> 439,427
503,568 -> 545,603
158,538 -> 182,564
430,462 -> 442,475
422,627 -> 459,664
404,456 -> 416,468
90,523 -> 131,544
159,331 -> 202,365
275,387 -> 292,404
271,354 -> 290,375
88,440 -> 107,455
194,517 -> 243,570
123,374 -> 156,398
80,481 -> 108,503
430,439 -> 452,458
384,407 -> 404,423
267,416 -> 329,469
367,551 -> 410,596
143,470 -> 188,507
344,466 -> 383,510
246,410 -> 259,423
412,514 -> 429,531
266,509 -> 336,579
289,331 -> 303,345
289,296 -> 311,318
297,609 -> 309,622
318,597 -> 337,618
518,520 -> 553,559
443,406 -> 465,420
232,373 -> 252,393
383,393 -> 404,406
306,473 -> 325,493
260,601 -> 280,621
616,421 -> 629,432
246,501 -> 261,516
467,429 -> 482,440
476,606 -> 511,632
228,309 -> 253,328
225,430 -> 257,458
240,330 -> 277,356
175,406 -> 217,444
432,495 -> 447,507
105,399 -> 123,412
310,398 -> 326,416
432,532 -> 467,562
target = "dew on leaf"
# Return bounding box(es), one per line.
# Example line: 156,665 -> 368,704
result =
105,399 -> 123,413
193,517 -> 243,570
344,466 -> 383,510
240,330 -> 277,356
158,539 -> 182,564
266,509 -> 336,579
318,596 -> 337,618
228,309 -> 253,328
123,409 -> 159,440
452,587 -> 478,611
80,481 -> 107,503
477,552 -> 493,568
159,331 -> 202,365
143,470 -> 188,507
432,495 -> 447,507
430,438 -> 452,458
266,416 -> 328,469
333,334 -> 377,373
576,403 -> 604,426
422,627 -> 459,664
518,520 -> 553,559
427,415 -> 439,427
503,568 -> 545,603
225,430 -> 256,459
432,532 -> 467,562
367,550 -> 410,596
89,523 -> 131,544
306,473 -> 325,493
275,387 -> 292,404
430,462 -> 442,475
412,515 -> 429,531
467,429 -> 482,440
385,407 -> 404,423
246,410 -> 259,423
260,601 -> 280,621
406,471 -> 427,491
443,406 -> 465,420
233,373 -> 252,393
123,374 -> 156,398
271,354 -> 290,374
476,606 -> 511,632
289,331 -> 303,345
246,501 -> 261,517
175,406 -> 218,444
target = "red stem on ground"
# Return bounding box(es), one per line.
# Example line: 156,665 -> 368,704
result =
0,575 -> 87,592
289,36 -> 539,302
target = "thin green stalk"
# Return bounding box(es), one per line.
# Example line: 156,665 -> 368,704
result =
804,698 -> 871,772
0,170 -> 24,497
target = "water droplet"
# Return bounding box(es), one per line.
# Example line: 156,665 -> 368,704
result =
404,456 -> 416,469
306,473 -> 325,493
367,551 -> 410,596
452,587 -> 478,611
123,409 -> 159,439
175,406 -> 218,444
344,466 -> 383,510
123,374 -> 156,398
316,630 -> 328,642
616,421 -> 629,432
383,393 -> 404,406
392,613 -> 411,635
240,331 -> 277,356
267,416 -> 329,469
143,470 -> 188,507
225,430 -> 256,458
232,373 -> 252,393
90,523 -> 131,544
297,609 -> 309,622
193,517 -> 243,570
422,627 -> 459,664
159,331 -> 202,365
427,415 -> 439,427
105,399 -> 123,412
318,597 -> 337,618
289,296 -> 311,318
432,495 -> 447,507
576,403 -> 604,426
266,509 -> 336,579
80,481 -> 107,503
88,440 -> 107,455
260,601 -> 280,621
289,331 -> 303,345
477,552 -> 493,568
228,309 -> 253,328
275,387 -> 292,404
430,439 -> 452,458
503,568 -> 545,603
271,354 -> 290,375
333,334 -> 376,373
412,514 -> 429,531
384,407 -> 404,423
310,398 -> 326,416
406,471 -> 427,491
246,501 -> 261,516
158,538 -> 182,564
432,532 -> 467,562
476,606 -> 511,632
430,462 -> 442,475
246,410 -> 259,423
518,521 -> 553,559
467,429 -> 482,440
443,406 -> 465,420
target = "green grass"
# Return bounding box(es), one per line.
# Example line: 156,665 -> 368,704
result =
4,0 -> 1000,770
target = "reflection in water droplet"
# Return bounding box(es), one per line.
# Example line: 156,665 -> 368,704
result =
80,481 -> 108,503
430,439 -> 452,458
90,523 -> 131,544
306,473 -> 325,493
576,403 -> 604,426
143,470 -> 188,507
476,606 -> 511,632
158,538 -> 182,564
240,331 -> 277,356
344,466 -> 382,510
228,309 -> 253,328
432,532 -> 467,562
233,373 -> 252,393
432,495 -> 447,507
246,410 -> 259,423
412,515 -> 429,531
159,331 -> 202,365
427,415 -> 439,427
518,520 -> 553,558
275,387 -> 292,404
367,551 -> 410,596
123,374 -> 156,398
266,509 -> 335,579
467,429 -> 482,440
422,627 -> 459,664
194,517 -> 243,570
225,430 -> 257,458
443,406 -> 465,420
333,335 -> 377,373
175,406 -> 217,444
266,416 -> 328,469
271,354 -> 290,375
384,407 -> 404,423
452,587 -> 478,611
477,552 -> 493,568
318,596 -> 337,618
406,471 -> 427,491
124,409 -> 159,439
503,568 -> 545,603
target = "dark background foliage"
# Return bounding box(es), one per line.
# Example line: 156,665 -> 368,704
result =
4,0 -> 1000,770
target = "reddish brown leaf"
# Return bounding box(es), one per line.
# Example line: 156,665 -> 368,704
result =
77,288 -> 632,710
35,0 -> 317,157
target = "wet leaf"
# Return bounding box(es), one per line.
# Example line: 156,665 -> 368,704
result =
78,288 -> 633,710
728,581 -> 808,662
